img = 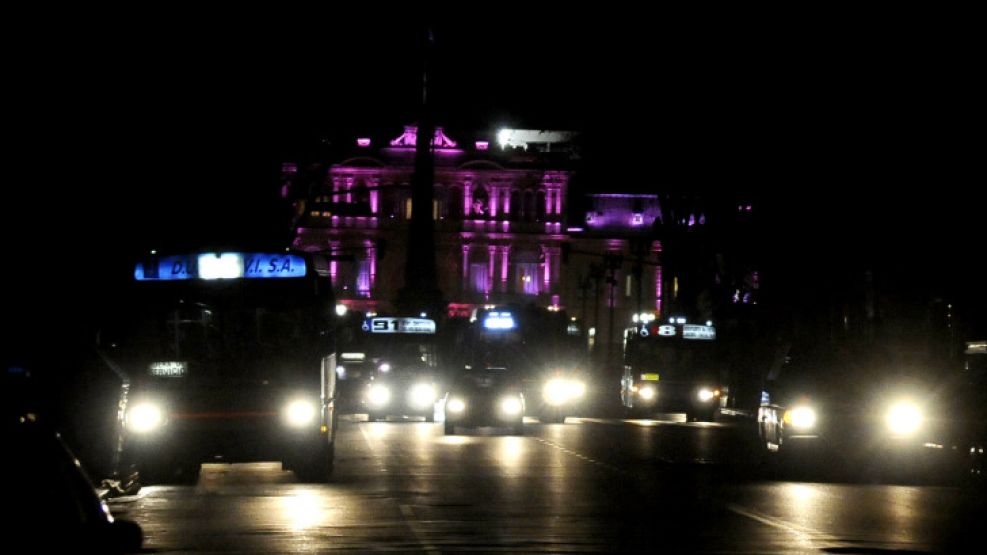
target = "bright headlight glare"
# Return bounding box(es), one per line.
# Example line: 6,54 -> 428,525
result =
787,406 -> 817,430
638,385 -> 656,400
886,401 -> 923,436
447,398 -> 466,413
572,380 -> 586,397
127,402 -> 164,433
500,397 -> 523,415
544,379 -> 586,405
285,399 -> 317,427
409,383 -> 437,407
368,384 -> 391,406
697,388 -> 716,402
544,379 -> 569,405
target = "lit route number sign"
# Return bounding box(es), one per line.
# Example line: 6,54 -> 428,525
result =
640,324 -> 716,340
364,318 -> 436,334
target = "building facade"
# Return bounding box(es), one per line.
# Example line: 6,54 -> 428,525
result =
286,125 -> 754,367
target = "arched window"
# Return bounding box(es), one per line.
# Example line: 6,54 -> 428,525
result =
536,191 -> 547,222
472,186 -> 489,217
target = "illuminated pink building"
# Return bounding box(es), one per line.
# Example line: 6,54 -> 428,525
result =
286,125 -> 745,365
290,125 -> 575,318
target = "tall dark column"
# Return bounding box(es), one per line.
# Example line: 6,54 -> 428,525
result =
396,27 -> 444,317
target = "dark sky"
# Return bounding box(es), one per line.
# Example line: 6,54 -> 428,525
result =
4,10 -> 983,345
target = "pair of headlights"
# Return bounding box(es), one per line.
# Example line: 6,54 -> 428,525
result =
446,396 -> 523,416
631,386 -> 719,402
782,400 -> 925,436
367,383 -> 437,408
126,399 -> 320,434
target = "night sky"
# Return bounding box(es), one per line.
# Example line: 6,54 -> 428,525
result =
5,11 -> 983,355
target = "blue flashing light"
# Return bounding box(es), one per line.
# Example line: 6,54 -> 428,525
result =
483,311 -> 516,330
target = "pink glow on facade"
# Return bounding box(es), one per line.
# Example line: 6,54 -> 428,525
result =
389,125 -> 458,148
632,213 -> 644,225
367,241 -> 377,293
555,190 -> 562,214
370,190 -> 378,213
503,191 -> 510,215
464,185 -> 472,216
489,192 -> 497,217
487,247 -> 496,295
653,241 -> 663,313
545,191 -> 553,215
543,250 -> 551,289
475,141 -> 489,150
655,264 -> 663,313
357,138 -> 371,147
461,245 -> 470,282
502,221 -> 510,232
500,247 -> 509,291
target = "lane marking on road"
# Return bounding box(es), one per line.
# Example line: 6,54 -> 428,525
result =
532,422 -> 830,551
568,417 -> 730,428
399,504 -> 441,555
531,436 -> 635,478
724,503 -> 825,551
359,424 -> 442,553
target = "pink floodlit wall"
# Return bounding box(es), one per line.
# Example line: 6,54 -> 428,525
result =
585,194 -> 662,230
389,125 -> 458,148
653,241 -> 663,313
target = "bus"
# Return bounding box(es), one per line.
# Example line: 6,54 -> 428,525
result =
99,250 -> 338,483
621,318 -> 725,421
453,305 -> 590,423
356,316 -> 441,422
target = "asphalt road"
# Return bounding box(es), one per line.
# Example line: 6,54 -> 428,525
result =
108,415 -> 984,553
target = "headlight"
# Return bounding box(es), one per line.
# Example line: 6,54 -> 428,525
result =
368,384 -> 391,406
285,399 -> 317,428
785,406 -> 817,431
697,388 -> 718,402
638,385 -> 656,401
409,383 -> 437,408
127,402 -> 164,434
500,397 -> 523,416
886,401 -> 923,436
543,379 -> 586,405
447,398 -> 466,413
378,363 -> 391,373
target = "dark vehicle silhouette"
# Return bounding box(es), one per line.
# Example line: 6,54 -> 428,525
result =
100,250 -> 338,484
757,345 -> 969,482
621,319 -> 725,421
443,367 -> 525,435
5,366 -> 143,553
